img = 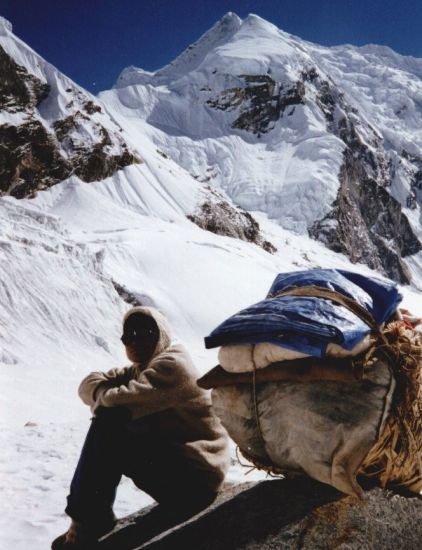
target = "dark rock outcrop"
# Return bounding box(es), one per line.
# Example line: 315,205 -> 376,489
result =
403,150 -> 422,209
0,45 -> 50,111
0,45 -> 139,198
0,117 -> 138,198
299,67 -> 421,283
187,188 -> 277,253
206,74 -> 305,135
112,280 -> 158,309
100,478 -> 422,549
0,121 -> 70,198
311,151 -> 421,284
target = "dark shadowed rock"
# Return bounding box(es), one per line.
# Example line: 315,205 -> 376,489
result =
100,478 -> 421,550
187,188 -> 277,253
0,46 -> 139,198
311,151 -> 421,283
0,45 -> 50,111
206,74 -> 305,135
0,121 -> 71,198
305,69 -> 421,283
111,280 -> 158,309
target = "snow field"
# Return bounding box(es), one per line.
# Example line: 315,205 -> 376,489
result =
2,175 -> 422,549
2,10 -> 422,550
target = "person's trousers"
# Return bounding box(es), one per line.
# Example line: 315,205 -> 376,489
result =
65,407 -> 218,527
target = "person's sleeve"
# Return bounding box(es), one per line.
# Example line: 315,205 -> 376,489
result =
93,354 -> 194,417
78,366 -> 133,407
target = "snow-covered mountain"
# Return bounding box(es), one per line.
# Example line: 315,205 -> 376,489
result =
0,15 -> 275,253
0,16 -> 140,198
101,12 -> 422,283
2,12 -> 422,550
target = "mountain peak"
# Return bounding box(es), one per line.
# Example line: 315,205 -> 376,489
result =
114,12 -> 242,88
219,11 -> 242,28
242,13 -> 277,31
155,10 -> 242,78
0,16 -> 12,35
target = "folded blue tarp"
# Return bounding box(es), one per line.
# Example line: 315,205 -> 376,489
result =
204,269 -> 402,358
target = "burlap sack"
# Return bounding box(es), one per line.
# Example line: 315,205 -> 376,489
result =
212,357 -> 395,497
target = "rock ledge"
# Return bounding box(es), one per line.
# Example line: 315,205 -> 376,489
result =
101,478 -> 421,549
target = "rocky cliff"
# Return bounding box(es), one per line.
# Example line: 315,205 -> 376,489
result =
0,22 -> 139,198
205,63 -> 421,282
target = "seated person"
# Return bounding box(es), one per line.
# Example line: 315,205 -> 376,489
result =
52,306 -> 230,549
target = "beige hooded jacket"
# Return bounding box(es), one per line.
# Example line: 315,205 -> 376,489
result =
78,307 -> 230,491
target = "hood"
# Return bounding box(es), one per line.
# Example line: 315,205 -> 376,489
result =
123,306 -> 172,360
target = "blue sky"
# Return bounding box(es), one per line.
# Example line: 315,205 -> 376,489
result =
1,0 -> 421,93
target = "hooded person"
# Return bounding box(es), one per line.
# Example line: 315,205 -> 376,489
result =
52,306 -> 230,550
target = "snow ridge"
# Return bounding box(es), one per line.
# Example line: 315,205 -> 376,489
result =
0,16 -> 12,34
115,12 -> 242,88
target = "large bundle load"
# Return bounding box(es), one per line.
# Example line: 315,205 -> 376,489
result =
200,269 -> 422,497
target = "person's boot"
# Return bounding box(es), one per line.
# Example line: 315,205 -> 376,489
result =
51,517 -> 116,549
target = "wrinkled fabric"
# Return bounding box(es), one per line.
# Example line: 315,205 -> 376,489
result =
212,357 -> 395,497
205,269 -> 401,357
78,307 -> 230,493
66,408 -> 221,525
218,335 -> 375,373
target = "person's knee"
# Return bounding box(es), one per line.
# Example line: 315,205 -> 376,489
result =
94,406 -> 131,423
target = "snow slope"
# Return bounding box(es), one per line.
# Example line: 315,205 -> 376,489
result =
1,12 -> 422,550
3,171 -> 422,549
102,14 -> 343,233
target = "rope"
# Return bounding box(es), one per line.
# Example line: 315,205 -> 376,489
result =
271,285 -> 385,338
251,354 -> 265,445
359,321 -> 422,491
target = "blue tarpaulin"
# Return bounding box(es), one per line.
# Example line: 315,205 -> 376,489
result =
204,269 -> 402,358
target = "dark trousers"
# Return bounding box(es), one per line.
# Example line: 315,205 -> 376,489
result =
65,407 -> 217,528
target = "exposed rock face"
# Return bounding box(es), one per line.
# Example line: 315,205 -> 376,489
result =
0,45 -> 139,198
311,151 -> 421,283
52,111 -> 137,184
207,74 -> 305,135
305,68 -> 421,282
206,65 -> 421,282
0,45 -> 50,111
309,68 -> 392,187
403,149 -> 422,209
100,479 -> 422,549
0,121 -> 69,198
111,280 -> 156,308
187,188 -> 277,253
